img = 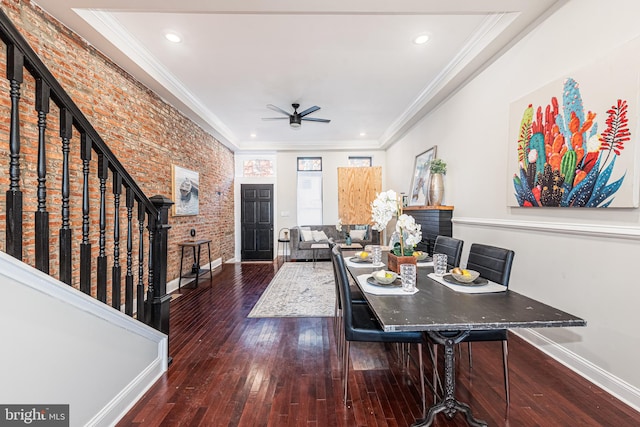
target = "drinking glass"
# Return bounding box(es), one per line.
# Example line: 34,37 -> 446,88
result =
400,263 -> 417,292
433,253 -> 448,276
371,245 -> 382,266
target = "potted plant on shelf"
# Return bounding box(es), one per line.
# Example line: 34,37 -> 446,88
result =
428,158 -> 447,206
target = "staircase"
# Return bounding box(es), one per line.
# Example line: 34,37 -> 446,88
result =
0,9 -> 171,334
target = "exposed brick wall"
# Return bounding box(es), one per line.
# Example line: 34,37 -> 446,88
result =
0,0 -> 235,293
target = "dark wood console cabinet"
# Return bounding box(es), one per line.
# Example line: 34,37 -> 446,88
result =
403,206 -> 453,255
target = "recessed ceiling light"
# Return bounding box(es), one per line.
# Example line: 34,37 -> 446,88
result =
359,132 -> 367,137
250,133 -> 257,138
413,34 -> 430,45
165,32 -> 182,43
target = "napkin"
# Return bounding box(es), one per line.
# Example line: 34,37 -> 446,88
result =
344,256 -> 385,269
357,274 -> 419,296
416,260 -> 434,267
427,273 -> 506,294
364,245 -> 392,252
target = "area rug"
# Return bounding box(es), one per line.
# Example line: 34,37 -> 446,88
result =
248,262 -> 335,318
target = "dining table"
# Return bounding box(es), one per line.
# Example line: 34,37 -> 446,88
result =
342,250 -> 587,427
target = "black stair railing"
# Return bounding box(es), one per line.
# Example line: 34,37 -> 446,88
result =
0,9 -> 172,336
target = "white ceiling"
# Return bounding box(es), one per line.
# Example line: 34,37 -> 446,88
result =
33,0 -> 565,152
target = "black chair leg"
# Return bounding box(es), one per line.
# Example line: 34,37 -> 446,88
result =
417,343 -> 425,417
468,342 -> 473,368
343,341 -> 350,404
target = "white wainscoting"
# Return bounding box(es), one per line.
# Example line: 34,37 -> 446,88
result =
453,217 -> 640,240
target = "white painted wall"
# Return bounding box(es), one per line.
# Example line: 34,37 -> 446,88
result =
276,150 -> 387,229
386,0 -> 640,410
234,150 -> 387,260
0,252 -> 168,426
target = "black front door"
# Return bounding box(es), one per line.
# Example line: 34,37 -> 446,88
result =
241,184 -> 274,261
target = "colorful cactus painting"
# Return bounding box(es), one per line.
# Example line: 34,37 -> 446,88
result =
513,78 -> 630,207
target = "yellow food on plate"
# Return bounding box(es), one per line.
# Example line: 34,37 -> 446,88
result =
451,267 -> 463,275
359,251 -> 369,259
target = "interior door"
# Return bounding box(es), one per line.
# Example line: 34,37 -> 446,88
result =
241,184 -> 274,261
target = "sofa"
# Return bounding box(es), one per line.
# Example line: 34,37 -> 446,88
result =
289,224 -> 380,261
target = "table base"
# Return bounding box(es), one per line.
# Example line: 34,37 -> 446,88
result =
412,331 -> 488,427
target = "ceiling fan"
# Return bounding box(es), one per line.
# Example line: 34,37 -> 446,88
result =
262,103 -> 331,129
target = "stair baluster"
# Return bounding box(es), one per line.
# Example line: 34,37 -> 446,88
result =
97,154 -> 108,303
35,78 -> 50,274
125,188 -> 135,316
137,203 -> 146,321
80,134 -> 92,295
112,174 -> 122,310
6,44 -> 23,261
59,108 -> 73,286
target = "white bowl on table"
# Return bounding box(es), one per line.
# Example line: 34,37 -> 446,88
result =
450,269 -> 480,283
372,270 -> 398,285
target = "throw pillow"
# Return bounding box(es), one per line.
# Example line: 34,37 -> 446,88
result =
312,230 -> 329,241
350,229 -> 367,240
353,224 -> 369,240
300,229 -> 314,241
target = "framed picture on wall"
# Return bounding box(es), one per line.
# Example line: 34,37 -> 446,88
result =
172,165 -> 199,216
409,146 -> 437,206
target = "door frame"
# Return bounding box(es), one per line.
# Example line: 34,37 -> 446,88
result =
234,177 -> 278,262
240,183 -> 274,261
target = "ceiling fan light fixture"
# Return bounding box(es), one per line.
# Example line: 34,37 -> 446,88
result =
263,103 -> 330,129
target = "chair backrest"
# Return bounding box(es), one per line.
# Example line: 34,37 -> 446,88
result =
329,242 -> 342,309
466,243 -> 515,287
432,236 -> 464,270
331,245 -> 356,334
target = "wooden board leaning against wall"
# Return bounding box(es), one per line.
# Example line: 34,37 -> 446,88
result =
337,166 -> 382,225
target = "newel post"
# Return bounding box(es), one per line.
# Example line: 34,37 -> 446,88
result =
148,195 -> 173,336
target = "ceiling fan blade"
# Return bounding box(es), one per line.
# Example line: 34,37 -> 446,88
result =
266,104 -> 291,117
262,117 -> 289,120
298,105 -> 320,117
301,117 -> 331,123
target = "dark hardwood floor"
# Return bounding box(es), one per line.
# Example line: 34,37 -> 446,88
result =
118,261 -> 640,426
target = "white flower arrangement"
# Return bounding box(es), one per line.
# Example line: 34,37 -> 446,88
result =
371,189 -> 422,255
396,214 -> 422,248
371,190 -> 400,231
336,218 -> 343,232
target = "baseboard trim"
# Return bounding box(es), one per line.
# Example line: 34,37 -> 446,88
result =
87,345 -> 167,426
166,257 -> 222,294
513,329 -> 640,412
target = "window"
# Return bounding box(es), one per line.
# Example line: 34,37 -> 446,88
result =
242,159 -> 274,177
297,157 -> 322,171
297,157 -> 323,224
348,156 -> 372,167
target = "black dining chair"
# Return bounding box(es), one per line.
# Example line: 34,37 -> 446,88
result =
431,243 -> 515,405
431,235 -> 464,270
330,243 -> 370,361
331,245 -> 426,415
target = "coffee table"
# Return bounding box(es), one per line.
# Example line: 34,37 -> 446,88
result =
310,243 -> 329,267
